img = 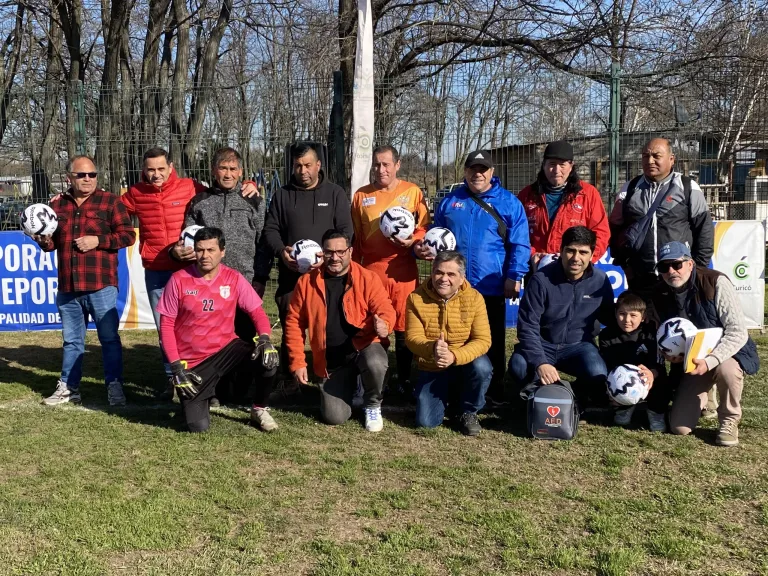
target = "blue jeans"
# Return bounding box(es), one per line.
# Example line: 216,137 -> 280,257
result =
57,286 -> 122,389
508,341 -> 607,404
144,268 -> 173,376
415,355 -> 493,428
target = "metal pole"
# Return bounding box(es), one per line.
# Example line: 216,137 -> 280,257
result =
73,80 -> 86,156
608,62 -> 621,210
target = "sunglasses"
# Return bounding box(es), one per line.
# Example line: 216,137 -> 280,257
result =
71,172 -> 98,179
657,260 -> 686,274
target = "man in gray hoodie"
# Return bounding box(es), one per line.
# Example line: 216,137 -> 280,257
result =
183,147 -> 271,343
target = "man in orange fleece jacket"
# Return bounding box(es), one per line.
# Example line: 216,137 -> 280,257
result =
405,251 -> 492,436
284,229 -> 396,432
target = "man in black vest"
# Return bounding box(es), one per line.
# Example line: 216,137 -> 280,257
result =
653,242 -> 758,447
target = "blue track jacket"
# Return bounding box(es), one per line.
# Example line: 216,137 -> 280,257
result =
517,261 -> 616,367
434,177 -> 530,296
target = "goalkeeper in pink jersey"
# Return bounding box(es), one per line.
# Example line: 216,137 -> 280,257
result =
157,227 -> 280,432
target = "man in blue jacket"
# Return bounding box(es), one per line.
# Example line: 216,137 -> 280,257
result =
416,150 -> 530,403
508,226 -> 615,406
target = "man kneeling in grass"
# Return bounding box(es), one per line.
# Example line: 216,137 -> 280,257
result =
405,251 -> 492,436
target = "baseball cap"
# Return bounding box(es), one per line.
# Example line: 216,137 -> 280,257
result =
543,140 -> 574,161
657,241 -> 691,265
464,150 -> 493,169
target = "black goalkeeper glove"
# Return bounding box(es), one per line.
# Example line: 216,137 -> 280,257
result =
170,360 -> 202,400
252,335 -> 279,370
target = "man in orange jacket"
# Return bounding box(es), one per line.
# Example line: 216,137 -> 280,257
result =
351,145 -> 430,399
121,147 -> 258,390
517,141 -> 609,267
284,229 -> 396,432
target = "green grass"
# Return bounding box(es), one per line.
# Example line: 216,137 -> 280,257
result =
1,326 -> 767,575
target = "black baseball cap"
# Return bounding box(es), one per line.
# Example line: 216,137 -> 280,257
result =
543,140 -> 574,161
464,150 -> 494,169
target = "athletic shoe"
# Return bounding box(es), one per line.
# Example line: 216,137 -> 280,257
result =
459,412 -> 481,436
251,407 -> 279,432
647,409 -> 667,433
701,408 -> 718,420
716,419 -> 739,447
613,405 -> 635,427
43,380 -> 81,406
107,380 -> 126,406
268,378 -> 302,406
209,397 -> 221,408
364,407 -> 383,432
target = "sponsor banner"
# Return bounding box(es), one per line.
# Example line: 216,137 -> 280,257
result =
710,220 -> 765,329
0,230 -> 155,331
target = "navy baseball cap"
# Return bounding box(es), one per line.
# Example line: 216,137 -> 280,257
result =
657,241 -> 691,265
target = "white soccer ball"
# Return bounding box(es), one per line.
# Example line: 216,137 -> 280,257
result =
292,239 -> 323,274
379,206 -> 416,242
607,364 -> 649,406
537,253 -> 559,270
422,227 -> 457,257
21,204 -> 58,236
180,225 -> 204,248
657,317 -> 698,358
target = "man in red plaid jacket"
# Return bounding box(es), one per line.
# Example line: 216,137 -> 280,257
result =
32,156 -> 136,406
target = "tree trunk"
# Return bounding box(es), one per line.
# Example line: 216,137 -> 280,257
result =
169,0 -> 190,172
0,3 -> 25,145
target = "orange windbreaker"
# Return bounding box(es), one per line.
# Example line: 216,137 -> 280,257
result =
284,261 -> 397,378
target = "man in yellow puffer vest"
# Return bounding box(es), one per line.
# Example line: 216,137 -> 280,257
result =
405,251 -> 493,436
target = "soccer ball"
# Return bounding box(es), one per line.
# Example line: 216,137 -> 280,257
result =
537,253 -> 559,270
607,364 -> 649,406
422,227 -> 457,257
292,239 -> 323,274
379,206 -> 416,242
657,317 -> 698,358
21,204 -> 58,236
180,224 -> 204,248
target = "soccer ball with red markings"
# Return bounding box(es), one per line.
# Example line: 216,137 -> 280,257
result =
21,204 -> 58,236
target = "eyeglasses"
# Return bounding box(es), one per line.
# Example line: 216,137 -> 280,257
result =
71,172 -> 98,179
657,260 -> 686,274
323,248 -> 350,258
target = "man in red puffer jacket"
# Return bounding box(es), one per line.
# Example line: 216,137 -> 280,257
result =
517,140 -> 610,269
122,147 -> 258,393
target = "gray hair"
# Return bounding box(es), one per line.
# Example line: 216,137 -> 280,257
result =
432,250 -> 466,276
66,155 -> 96,173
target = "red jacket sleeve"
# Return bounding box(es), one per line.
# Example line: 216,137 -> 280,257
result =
121,188 -> 136,215
585,184 -> 610,262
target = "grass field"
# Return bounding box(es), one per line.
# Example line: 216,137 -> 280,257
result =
1,326 -> 767,576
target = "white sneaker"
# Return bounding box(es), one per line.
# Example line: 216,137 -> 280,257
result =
613,405 -> 635,427
107,380 -> 126,406
251,407 -> 279,432
365,407 -> 383,432
43,380 -> 81,406
647,410 -> 667,433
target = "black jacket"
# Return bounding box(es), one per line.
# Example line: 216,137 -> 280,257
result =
599,323 -> 664,374
259,171 -> 353,292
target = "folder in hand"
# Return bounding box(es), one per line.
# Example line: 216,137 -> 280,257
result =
684,328 -> 723,373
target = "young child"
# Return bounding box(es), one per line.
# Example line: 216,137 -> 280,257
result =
599,291 -> 669,431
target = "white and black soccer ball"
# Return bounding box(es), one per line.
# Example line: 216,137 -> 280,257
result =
607,364 -> 649,406
292,239 -> 323,274
536,253 -> 559,270
422,227 -> 457,257
21,203 -> 58,236
180,224 -> 204,248
657,317 -> 698,358
379,206 -> 416,242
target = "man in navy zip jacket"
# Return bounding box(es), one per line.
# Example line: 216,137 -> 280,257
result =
416,150 -> 530,403
509,226 -> 615,406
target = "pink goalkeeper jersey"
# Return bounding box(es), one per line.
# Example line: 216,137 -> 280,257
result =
157,264 -> 271,368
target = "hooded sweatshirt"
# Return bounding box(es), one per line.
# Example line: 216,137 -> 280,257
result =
183,182 -> 267,283
260,171 -> 353,293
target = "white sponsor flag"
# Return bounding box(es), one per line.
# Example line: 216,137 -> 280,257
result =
711,220 -> 765,329
350,0 -> 374,198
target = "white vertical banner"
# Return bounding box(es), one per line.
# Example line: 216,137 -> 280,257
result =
349,0 -> 375,197
711,220 -> 766,329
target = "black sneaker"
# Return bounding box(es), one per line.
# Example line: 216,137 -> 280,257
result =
459,412 -> 482,436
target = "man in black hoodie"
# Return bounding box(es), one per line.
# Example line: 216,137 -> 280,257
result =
255,142 -> 353,378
